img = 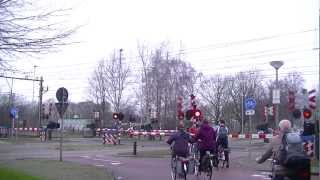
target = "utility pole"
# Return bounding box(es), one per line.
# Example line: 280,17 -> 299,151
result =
0,75 -> 43,129
241,94 -> 244,134
118,48 -> 123,113
270,61 -> 284,128
39,76 -> 44,128
32,65 -> 37,121
9,77 -> 14,138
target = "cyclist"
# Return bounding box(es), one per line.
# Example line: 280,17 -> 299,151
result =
167,123 -> 193,158
256,119 -> 310,180
193,119 -> 217,171
216,120 -> 230,168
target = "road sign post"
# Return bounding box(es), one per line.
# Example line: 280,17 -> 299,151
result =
10,107 -> 18,139
245,98 -> 256,159
245,98 -> 256,133
55,87 -> 69,162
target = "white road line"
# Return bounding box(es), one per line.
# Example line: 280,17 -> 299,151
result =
251,174 -> 270,179
94,164 -> 105,167
92,158 -> 112,162
80,156 -> 90,159
111,161 -> 122,165
95,155 -> 105,158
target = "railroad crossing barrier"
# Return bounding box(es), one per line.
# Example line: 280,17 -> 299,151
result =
0,127 -> 9,138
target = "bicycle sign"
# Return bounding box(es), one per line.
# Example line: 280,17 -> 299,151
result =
245,98 -> 256,110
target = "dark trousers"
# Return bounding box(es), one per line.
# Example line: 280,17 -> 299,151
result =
199,149 -> 216,171
217,137 -> 229,164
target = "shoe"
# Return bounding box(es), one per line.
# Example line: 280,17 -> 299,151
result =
226,164 -> 229,168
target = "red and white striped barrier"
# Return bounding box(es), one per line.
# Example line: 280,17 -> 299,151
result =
0,127 -> 9,137
152,129 -> 177,133
13,127 -> 40,136
130,131 -> 173,136
228,133 -> 275,139
103,133 -> 118,145
128,131 -> 277,139
14,127 -> 39,131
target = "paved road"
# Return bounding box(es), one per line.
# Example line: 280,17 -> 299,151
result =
65,153 -> 271,180
0,137 -> 315,180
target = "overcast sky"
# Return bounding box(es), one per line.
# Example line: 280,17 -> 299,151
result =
2,0 -> 319,103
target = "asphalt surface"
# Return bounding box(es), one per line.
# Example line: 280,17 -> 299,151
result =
0,137 -> 316,180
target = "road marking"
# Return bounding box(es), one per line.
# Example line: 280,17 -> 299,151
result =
111,161 -> 121,165
92,158 -> 112,162
259,171 -> 271,175
95,155 -> 105,158
79,156 -> 122,165
95,164 -> 105,167
80,156 -> 90,159
117,176 -> 124,179
251,174 -> 270,179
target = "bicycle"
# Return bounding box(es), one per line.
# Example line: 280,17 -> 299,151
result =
171,155 -> 191,180
268,158 -> 310,180
217,145 -> 228,168
189,143 -> 200,175
198,151 -> 216,180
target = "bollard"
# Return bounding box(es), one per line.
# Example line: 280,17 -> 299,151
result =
133,141 -> 137,155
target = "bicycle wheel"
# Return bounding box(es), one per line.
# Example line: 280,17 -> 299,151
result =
171,158 -> 177,180
200,156 -> 213,180
202,165 -> 212,180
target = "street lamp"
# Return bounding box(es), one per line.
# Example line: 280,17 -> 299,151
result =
270,61 -> 284,128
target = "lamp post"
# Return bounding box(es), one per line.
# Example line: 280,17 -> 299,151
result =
270,61 -> 284,128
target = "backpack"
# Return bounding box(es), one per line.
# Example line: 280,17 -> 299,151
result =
218,126 -> 228,139
279,132 -> 310,169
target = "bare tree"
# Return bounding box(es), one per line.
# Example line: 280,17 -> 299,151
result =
89,50 -> 130,126
199,75 -> 228,122
137,44 -> 199,129
0,0 -> 78,69
137,42 -> 153,124
225,71 -> 265,132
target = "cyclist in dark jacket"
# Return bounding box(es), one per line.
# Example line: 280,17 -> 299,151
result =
167,123 -> 192,158
216,120 -> 230,168
194,120 -> 217,171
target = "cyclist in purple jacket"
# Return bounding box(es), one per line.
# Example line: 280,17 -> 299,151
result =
194,120 -> 217,171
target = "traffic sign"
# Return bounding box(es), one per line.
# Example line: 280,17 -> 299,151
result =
55,102 -> 69,118
308,89 -> 316,110
245,98 -> 256,110
56,87 -> 68,102
272,89 -> 280,104
10,107 -> 18,119
245,109 -> 255,116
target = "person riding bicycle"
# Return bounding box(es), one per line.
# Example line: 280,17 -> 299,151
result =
167,123 -> 193,158
256,119 -> 310,180
193,119 -> 217,171
216,120 -> 230,168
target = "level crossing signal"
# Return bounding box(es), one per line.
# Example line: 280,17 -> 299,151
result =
303,109 -> 312,119
113,112 -> 124,120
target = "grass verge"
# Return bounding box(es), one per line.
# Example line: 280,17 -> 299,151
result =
0,165 -> 40,180
0,159 -> 114,180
